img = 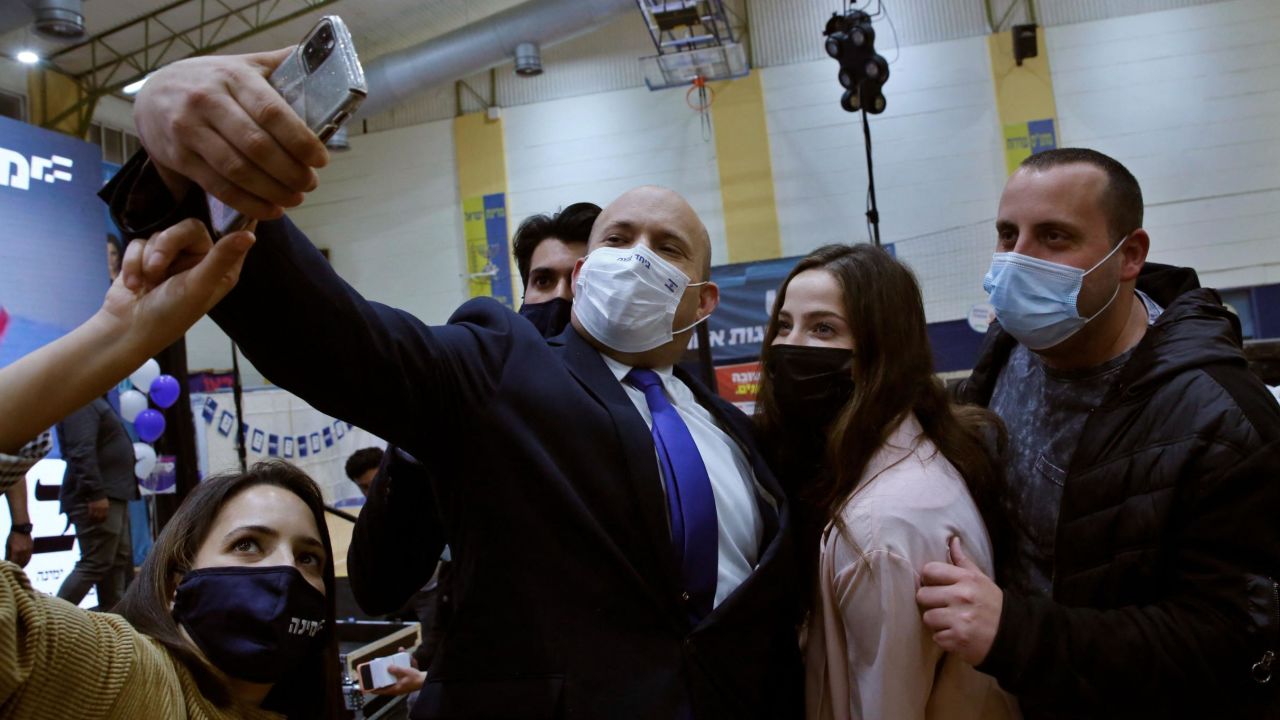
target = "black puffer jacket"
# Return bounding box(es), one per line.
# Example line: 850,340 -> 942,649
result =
958,264 -> 1280,718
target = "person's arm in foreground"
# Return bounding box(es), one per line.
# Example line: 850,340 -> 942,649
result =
3,480 -> 31,567
122,49 -> 515,453
921,461 -> 1280,718
0,220 -> 253,454
349,447 -> 446,616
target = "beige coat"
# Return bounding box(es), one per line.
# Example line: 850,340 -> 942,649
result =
805,414 -> 1019,720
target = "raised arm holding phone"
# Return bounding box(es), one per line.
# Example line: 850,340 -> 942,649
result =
113,42 -> 805,720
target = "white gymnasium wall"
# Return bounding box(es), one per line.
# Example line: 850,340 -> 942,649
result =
289,118 -> 465,322
184,118 -> 464,384
504,84 -> 730,266
762,35 -> 1006,323
1048,0 -> 1280,289
182,0 -> 1279,357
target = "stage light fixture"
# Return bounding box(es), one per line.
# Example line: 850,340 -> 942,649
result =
823,7 -> 893,247
823,9 -> 888,116
16,51 -> 40,65
840,89 -> 860,113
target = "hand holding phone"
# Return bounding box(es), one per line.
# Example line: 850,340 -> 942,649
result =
207,15 -> 366,237
357,651 -> 414,692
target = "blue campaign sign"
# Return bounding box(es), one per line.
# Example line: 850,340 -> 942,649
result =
691,255 -> 801,364
0,116 -> 108,369
692,250 -> 988,374
483,192 -> 514,308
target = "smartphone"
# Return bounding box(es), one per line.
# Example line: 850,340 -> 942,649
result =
207,15 -> 367,237
356,651 -> 413,692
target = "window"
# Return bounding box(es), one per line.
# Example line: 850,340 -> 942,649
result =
0,90 -> 24,122
87,122 -> 141,165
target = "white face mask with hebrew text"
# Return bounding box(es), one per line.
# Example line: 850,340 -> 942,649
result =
573,246 -> 708,353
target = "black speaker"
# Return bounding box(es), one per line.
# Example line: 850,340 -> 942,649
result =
1013,24 -> 1038,66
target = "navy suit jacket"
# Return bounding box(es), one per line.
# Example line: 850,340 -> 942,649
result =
102,148 -> 804,719
210,217 -> 804,719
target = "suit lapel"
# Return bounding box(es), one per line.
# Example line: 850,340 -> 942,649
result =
551,329 -> 682,605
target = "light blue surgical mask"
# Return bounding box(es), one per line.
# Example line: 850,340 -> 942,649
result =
982,236 -> 1128,350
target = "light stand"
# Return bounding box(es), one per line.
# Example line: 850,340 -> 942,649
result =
825,7 -> 890,247
860,97 -> 881,246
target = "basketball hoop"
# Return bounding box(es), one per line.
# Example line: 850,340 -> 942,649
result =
687,75 -> 715,141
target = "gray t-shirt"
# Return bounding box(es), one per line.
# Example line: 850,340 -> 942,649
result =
990,291 -> 1163,597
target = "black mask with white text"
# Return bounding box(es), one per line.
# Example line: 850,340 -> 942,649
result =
172,565 -> 328,683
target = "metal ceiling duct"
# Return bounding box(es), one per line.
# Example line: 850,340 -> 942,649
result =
30,0 -> 84,40
355,0 -> 633,119
514,42 -> 542,77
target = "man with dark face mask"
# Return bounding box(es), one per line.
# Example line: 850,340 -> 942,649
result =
915,148 -> 1280,718
513,202 -> 599,338
103,47 -> 803,717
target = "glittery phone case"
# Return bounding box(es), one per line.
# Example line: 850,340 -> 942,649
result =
209,15 -> 367,236
268,15 -> 367,139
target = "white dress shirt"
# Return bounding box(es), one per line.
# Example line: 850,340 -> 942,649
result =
601,355 -> 766,607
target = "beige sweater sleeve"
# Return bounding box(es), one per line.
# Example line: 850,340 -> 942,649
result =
831,546 -> 943,720
0,560 -> 154,718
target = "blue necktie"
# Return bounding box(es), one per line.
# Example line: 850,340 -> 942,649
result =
625,368 -> 718,621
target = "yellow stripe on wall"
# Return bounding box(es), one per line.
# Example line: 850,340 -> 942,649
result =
454,112 -> 507,198
987,29 -> 1059,175
453,111 -> 519,304
711,70 -> 783,263
27,67 -> 88,137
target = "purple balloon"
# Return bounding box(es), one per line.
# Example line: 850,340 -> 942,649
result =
149,374 -> 181,409
134,408 -> 166,443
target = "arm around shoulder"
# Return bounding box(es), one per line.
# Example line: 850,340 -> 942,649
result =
979,437 -> 1280,713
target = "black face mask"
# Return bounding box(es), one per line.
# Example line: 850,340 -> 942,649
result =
172,565 -> 328,683
765,345 -> 854,432
518,297 -> 573,338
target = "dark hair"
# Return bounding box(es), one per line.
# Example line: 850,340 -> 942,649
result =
115,462 -> 343,720
512,202 -> 601,287
345,447 -> 383,481
756,245 -> 1008,556
1019,148 -> 1144,243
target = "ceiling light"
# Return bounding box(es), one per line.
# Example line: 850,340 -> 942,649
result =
16,51 -> 40,65
123,77 -> 148,95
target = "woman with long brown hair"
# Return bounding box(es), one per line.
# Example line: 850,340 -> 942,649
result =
756,244 -> 1017,719
2,461 -> 343,719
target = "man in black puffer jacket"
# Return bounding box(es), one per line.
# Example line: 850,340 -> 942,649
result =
916,148 -> 1280,718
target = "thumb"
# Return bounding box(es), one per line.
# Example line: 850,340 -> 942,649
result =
184,230 -> 255,306
949,536 -> 980,571
247,46 -> 293,73
386,664 -> 412,679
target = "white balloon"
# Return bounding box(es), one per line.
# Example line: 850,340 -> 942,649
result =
119,389 -> 148,423
129,359 -> 161,393
133,442 -> 157,480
